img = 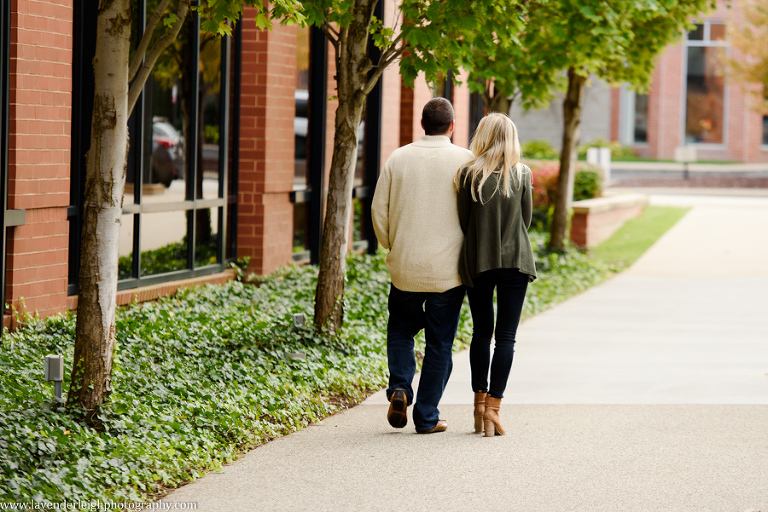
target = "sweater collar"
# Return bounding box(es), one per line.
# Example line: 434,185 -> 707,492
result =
413,135 -> 452,147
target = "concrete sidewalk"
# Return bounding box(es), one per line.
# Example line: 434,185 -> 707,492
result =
164,193 -> 768,511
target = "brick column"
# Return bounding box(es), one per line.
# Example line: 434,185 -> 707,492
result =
237,16 -> 296,276
5,0 -> 72,319
451,72 -> 471,149
609,87 -> 620,142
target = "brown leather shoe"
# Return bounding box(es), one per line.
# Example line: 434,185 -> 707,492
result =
416,419 -> 448,434
387,389 -> 408,428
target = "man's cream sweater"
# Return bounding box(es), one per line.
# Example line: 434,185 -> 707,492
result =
372,135 -> 473,293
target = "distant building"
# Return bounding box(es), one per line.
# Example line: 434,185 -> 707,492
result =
511,0 -> 768,164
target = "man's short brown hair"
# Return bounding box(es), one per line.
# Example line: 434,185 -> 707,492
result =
422,97 -> 455,135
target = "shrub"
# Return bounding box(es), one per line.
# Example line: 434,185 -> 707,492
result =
528,162 -> 604,229
573,163 -> 603,201
578,138 -> 637,160
522,139 -> 559,160
530,163 -> 559,210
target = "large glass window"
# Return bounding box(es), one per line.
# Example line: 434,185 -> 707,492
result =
684,21 -> 728,144
293,26 -> 310,259
763,115 -> 768,146
1,0 -> 9,314
71,3 -> 235,292
621,89 -> 649,145
633,93 -> 649,143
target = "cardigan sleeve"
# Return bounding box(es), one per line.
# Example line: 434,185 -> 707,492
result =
521,167 -> 532,230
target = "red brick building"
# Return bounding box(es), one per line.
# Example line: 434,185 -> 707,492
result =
1,0 -> 473,324
611,0 -> 768,163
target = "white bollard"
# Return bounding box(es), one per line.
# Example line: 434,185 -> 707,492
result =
587,147 -> 611,185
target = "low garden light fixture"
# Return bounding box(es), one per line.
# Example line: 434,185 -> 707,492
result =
44,354 -> 64,401
292,313 -> 306,328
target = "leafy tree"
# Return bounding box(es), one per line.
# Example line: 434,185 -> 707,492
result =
520,0 -> 717,251
460,1 -> 562,114
303,0 -> 509,330
727,0 -> 768,114
68,0 -> 300,420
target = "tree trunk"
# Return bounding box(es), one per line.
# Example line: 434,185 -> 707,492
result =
314,0 -> 375,331
549,67 -> 586,252
68,0 -> 132,418
487,91 -> 511,114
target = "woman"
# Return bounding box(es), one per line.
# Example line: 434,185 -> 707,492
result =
455,113 -> 537,437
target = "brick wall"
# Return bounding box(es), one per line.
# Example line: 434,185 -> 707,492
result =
609,87 -> 620,142
379,25 -> 401,165
624,0 -> 768,163
451,72 -> 470,149
237,15 -> 295,276
398,83 -> 414,147
5,0 -> 72,318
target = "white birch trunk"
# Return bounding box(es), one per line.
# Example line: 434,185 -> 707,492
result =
68,0 -> 131,417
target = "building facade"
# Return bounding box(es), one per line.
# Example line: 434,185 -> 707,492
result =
1,0 -> 473,324
513,0 -> 768,164
612,1 -> 768,163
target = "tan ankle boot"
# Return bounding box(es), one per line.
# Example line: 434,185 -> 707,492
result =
473,392 -> 487,433
483,396 -> 505,437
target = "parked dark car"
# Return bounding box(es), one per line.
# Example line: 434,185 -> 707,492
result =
152,117 -> 184,186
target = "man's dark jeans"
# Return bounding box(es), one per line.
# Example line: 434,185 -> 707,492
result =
385,284 -> 465,431
467,268 -> 528,399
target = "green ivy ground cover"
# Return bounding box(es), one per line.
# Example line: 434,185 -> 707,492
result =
1,240 -> 610,503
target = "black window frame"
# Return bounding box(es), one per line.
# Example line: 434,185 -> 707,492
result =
1,0 -> 10,317
0,1 -> 25,319
69,3 -> 238,295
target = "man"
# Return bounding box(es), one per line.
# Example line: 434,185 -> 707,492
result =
371,98 -> 473,434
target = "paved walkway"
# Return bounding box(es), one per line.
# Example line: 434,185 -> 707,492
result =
164,193 -> 768,511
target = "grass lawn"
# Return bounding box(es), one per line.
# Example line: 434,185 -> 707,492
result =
590,206 -> 690,269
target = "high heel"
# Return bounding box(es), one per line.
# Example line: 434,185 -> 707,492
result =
483,396 -> 505,437
473,392 -> 487,433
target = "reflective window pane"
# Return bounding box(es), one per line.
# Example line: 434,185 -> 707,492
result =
352,198 -> 363,243
140,211 -> 189,276
709,22 -> 726,41
685,46 -> 725,143
688,24 -> 704,41
355,112 -> 366,188
200,34 -> 222,199
763,116 -> 768,146
633,93 -> 649,143
194,208 -> 219,267
293,202 -> 309,253
295,27 -> 309,188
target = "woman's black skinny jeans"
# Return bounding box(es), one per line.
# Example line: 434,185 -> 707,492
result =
467,268 -> 529,399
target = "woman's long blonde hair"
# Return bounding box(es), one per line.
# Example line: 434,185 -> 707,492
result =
455,113 -> 524,203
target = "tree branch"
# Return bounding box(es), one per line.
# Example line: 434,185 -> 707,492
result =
320,17 -> 340,50
364,40 -> 406,95
316,9 -> 340,49
377,30 -> 404,66
128,0 -> 173,82
128,0 -> 191,115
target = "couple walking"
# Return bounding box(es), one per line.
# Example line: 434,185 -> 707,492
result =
371,97 -> 536,436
